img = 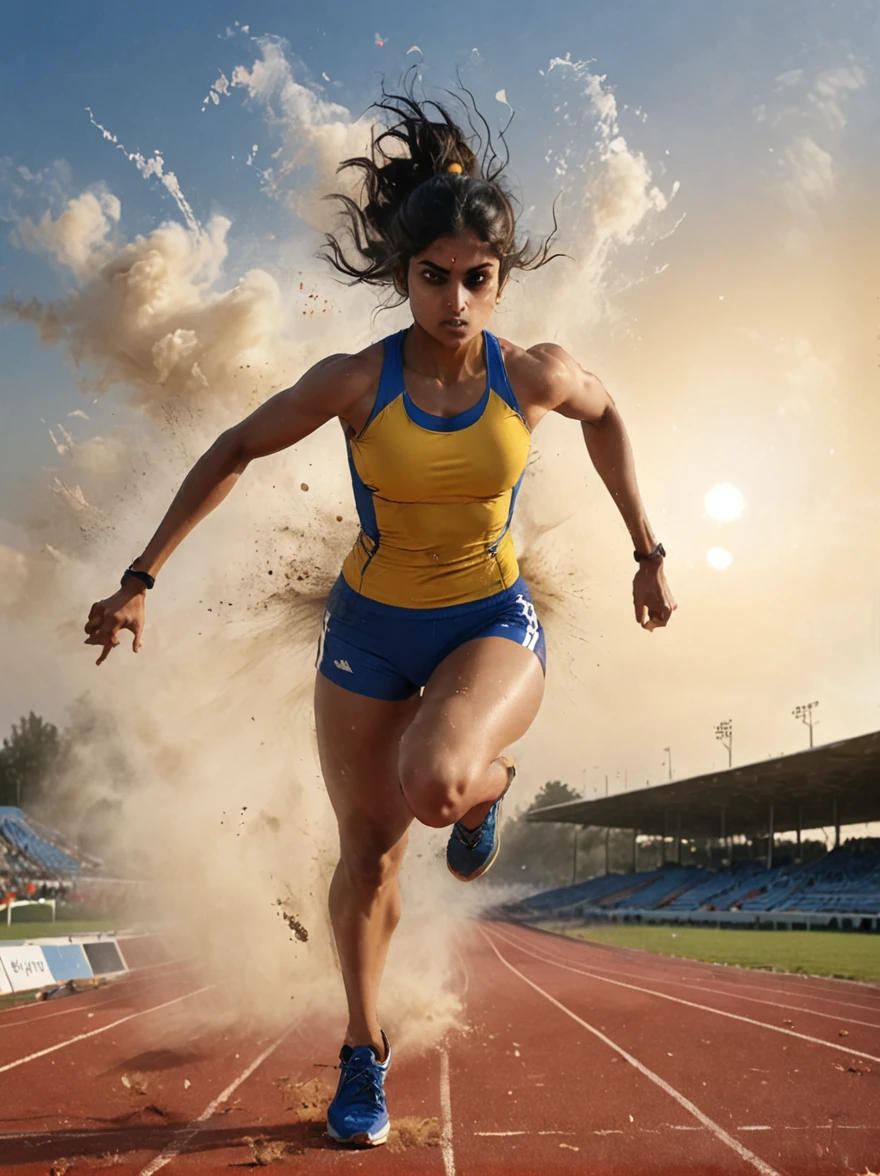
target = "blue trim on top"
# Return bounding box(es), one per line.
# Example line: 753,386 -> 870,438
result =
400,330 -> 491,433
488,469 -> 524,556
345,444 -> 379,542
483,331 -> 527,422
357,331 -> 406,438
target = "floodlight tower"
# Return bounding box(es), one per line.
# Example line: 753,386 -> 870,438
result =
663,747 -> 673,782
714,719 -> 733,768
792,701 -> 819,749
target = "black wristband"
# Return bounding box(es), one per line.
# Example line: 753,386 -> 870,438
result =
634,542 -> 666,563
122,567 -> 155,590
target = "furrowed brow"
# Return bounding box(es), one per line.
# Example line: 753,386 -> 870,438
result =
418,260 -> 495,275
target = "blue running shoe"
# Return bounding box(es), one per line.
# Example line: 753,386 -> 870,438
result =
326,1031 -> 391,1147
447,761 -> 515,882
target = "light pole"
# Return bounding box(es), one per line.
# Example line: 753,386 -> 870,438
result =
714,719 -> 733,768
792,701 -> 819,749
663,747 -> 673,782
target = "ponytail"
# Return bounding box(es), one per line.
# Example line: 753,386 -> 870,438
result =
321,84 -> 559,301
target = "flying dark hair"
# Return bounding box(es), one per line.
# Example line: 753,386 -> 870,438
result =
321,84 -> 560,302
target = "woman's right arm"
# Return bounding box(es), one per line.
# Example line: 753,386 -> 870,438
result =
83,352 -> 371,665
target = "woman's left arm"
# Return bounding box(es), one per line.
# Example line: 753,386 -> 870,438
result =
528,343 -> 677,632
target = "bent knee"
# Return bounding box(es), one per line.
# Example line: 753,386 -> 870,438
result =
398,757 -> 478,828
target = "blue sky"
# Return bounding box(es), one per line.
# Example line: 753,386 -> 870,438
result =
4,2 -> 877,495
1,1 -> 878,797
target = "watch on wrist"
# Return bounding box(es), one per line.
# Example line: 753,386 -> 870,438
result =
122,566 -> 155,590
633,542 -> 665,563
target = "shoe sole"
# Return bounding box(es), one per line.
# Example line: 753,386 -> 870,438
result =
327,1120 -> 390,1147
447,798 -> 504,883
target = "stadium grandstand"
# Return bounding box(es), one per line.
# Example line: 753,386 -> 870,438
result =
512,730 -> 880,932
0,806 -> 101,917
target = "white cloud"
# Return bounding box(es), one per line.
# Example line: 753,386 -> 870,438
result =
228,37 -> 373,226
775,69 -> 804,89
202,70 -> 231,110
780,135 -> 835,215
13,186 -> 120,279
5,198 -> 282,417
808,65 -> 867,130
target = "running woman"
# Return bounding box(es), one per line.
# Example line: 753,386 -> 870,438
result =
84,90 -> 676,1147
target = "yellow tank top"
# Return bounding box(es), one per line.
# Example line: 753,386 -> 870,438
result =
341,328 -> 531,608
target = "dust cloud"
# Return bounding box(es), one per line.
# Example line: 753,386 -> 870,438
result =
1,35 -> 875,1049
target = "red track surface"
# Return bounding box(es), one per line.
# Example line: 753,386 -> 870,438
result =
2,923 -> 879,1175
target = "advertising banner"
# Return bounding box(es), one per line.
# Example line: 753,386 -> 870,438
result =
0,944 -> 52,992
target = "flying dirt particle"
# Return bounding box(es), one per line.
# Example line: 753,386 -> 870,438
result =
300,483 -> 309,492
386,1117 -> 441,1153
336,515 -> 343,522
49,1162 -> 71,1176
244,1136 -> 287,1166
275,898 -> 309,942
838,1029 -> 849,1037
121,1071 -> 149,1095
184,1079 -> 191,1089
267,569 -> 273,575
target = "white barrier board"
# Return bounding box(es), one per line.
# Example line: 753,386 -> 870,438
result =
0,944 -> 52,992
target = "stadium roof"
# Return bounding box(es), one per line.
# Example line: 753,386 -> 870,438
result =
527,730 -> 880,838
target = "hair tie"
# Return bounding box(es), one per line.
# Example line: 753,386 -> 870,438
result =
446,162 -> 463,174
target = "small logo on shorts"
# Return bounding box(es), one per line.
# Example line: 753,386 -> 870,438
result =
334,659 -> 353,673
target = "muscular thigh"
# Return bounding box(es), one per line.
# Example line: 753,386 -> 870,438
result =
403,636 -> 545,773
315,672 -> 420,857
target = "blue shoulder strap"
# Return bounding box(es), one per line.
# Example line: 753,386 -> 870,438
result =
484,331 -> 526,420
357,329 -> 406,437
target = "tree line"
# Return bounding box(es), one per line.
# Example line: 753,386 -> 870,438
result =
0,712 -> 61,810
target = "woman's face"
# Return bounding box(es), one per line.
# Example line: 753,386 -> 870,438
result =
406,231 -> 502,349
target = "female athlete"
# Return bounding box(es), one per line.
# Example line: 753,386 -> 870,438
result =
84,90 -> 676,1147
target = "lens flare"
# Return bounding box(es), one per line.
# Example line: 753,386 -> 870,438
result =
707,547 -> 733,570
704,483 -> 744,522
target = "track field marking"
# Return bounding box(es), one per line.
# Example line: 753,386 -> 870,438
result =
501,929 -> 880,1031
482,931 -> 781,1176
491,927 -> 880,1065
532,930 -> 880,1012
139,1026 -> 295,1176
439,1046 -> 455,1176
0,983 -> 217,1073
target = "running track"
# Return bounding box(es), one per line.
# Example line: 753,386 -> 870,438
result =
1,924 -> 879,1174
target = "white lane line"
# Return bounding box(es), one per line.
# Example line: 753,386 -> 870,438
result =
0,983 -> 217,1073
482,931 -> 781,1176
492,926 -> 880,1065
529,928 -> 880,1013
0,959 -> 197,1030
501,928 -> 880,1031
439,1047 -> 455,1176
139,1027 -> 295,1176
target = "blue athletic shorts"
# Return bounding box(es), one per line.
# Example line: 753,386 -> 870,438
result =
316,575 -> 547,701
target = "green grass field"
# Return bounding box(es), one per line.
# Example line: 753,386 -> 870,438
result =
0,919 -> 119,941
539,922 -> 880,985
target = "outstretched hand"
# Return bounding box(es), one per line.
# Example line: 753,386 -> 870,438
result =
633,563 -> 676,632
84,587 -> 146,665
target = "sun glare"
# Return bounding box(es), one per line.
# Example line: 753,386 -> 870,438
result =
707,547 -> 733,571
705,483 -> 744,522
